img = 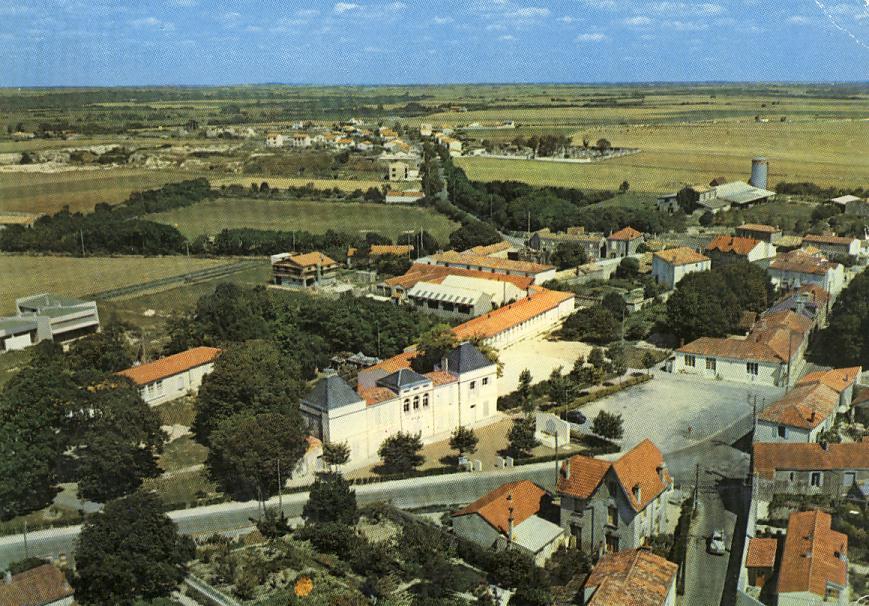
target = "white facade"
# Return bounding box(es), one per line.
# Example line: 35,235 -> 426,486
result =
452,513 -> 565,566
672,352 -> 786,387
138,362 -> 216,406
265,133 -> 284,147
767,263 -> 845,296
652,256 -> 711,289
754,419 -> 826,444
406,281 -> 493,320
463,294 -> 575,349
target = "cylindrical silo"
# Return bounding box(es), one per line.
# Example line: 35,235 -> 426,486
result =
750,157 -> 768,189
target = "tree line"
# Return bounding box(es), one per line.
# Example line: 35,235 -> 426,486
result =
810,271 -> 869,367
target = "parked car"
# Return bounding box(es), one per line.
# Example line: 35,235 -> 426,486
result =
707,530 -> 726,555
565,410 -> 587,425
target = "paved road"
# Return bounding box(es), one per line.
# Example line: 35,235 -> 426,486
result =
683,490 -> 737,606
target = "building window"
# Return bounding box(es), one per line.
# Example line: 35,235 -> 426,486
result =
442,302 -> 455,312
482,377 -> 488,386
684,355 -> 696,367
413,396 -> 420,410
605,534 -> 619,553
403,399 -> 410,412
777,425 -> 787,439
746,362 -> 759,376
422,394 -> 429,407
607,505 -> 618,527
470,380 -> 476,390
705,358 -> 716,371
810,472 -> 822,487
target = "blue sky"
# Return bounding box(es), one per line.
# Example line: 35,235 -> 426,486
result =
2,0 -> 868,86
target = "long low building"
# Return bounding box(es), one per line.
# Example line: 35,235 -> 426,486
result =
2,293 -> 101,353
425,251 -> 557,284
117,346 -> 222,406
406,280 -> 493,320
379,263 -> 533,301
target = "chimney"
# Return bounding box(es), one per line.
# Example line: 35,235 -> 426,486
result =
633,484 -> 642,504
507,493 -> 515,544
441,356 -> 449,373
810,410 -> 816,423
657,463 -> 667,483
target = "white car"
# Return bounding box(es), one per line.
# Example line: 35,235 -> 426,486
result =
707,530 -> 726,556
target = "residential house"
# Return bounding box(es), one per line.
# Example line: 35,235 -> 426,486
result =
289,133 -> 312,148
557,439 -> 673,558
606,227 -> 644,258
796,366 -> 861,412
271,252 -> 340,288
764,284 -> 830,329
673,310 -> 812,387
15,293 -> 101,343
419,123 -> 433,137
452,480 -> 565,566
744,537 -> 777,591
767,250 -> 845,296
651,247 -> 711,289
438,135 -> 463,156
752,440 -> 869,518
265,132 -> 284,147
581,548 -> 678,606
704,235 -> 776,266
385,190 -> 425,204
388,161 -> 409,182
116,346 -> 221,406
0,564 -> 75,606
802,233 -> 860,257
528,228 -> 606,261
427,251 -> 557,284
776,510 -> 848,606
378,127 -> 398,140
736,223 -> 783,244
755,381 -> 842,443
302,342 -> 498,467
462,241 -> 515,259
656,192 -> 680,214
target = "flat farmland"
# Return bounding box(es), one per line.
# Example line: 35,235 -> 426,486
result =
212,175 -> 382,192
147,197 -> 459,242
0,169 -> 198,214
0,254 -> 233,313
458,118 -> 869,192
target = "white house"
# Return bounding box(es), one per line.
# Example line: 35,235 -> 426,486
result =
452,480 -> 566,566
582,548 -> 678,606
651,247 -> 711,289
767,250 -> 845,296
673,310 -> 812,387
802,233 -> 861,257
116,346 -> 221,406
289,133 -> 312,148
265,132 -> 284,147
303,343 -> 499,467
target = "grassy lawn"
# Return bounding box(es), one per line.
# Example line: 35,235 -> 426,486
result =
155,396 -> 197,427
0,254 -> 235,313
147,196 -> 459,242
142,468 -> 219,509
159,436 -> 208,473
0,169 -> 198,214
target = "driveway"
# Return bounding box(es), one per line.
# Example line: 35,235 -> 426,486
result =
573,370 -> 784,454
498,335 -> 591,396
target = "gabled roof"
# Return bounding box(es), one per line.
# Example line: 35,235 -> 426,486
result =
376,368 -> 431,392
384,263 -> 534,291
769,250 -> 839,276
278,252 -> 338,269
303,374 -> 364,411
0,564 -> 75,606
738,223 -> 781,234
797,366 -> 862,393
558,439 -> 671,512
803,233 -> 857,246
464,241 -> 513,256
608,226 -> 643,241
777,510 -> 847,596
453,480 -> 546,535
757,382 -> 839,429
753,439 -> 869,479
369,244 -> 414,256
584,548 -> 678,606
653,247 -> 710,266
443,341 -> 494,374
452,288 -> 574,342
116,347 -> 221,386
434,251 -> 554,274
746,537 -> 777,568
705,235 -> 760,256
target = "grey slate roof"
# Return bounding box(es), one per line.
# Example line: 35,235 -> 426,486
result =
443,342 -> 494,374
376,368 -> 431,392
303,374 -> 363,411
0,316 -> 37,336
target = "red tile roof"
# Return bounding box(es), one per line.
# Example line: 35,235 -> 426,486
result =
116,346 -> 221,386
653,247 -> 710,266
585,548 -> 678,606
425,370 -> 458,386
369,244 -> 414,256
385,263 -> 534,291
434,251 -> 554,275
738,223 -> 780,234
753,440 -> 869,479
770,250 -> 839,276
608,226 -> 643,241
452,288 -> 574,341
757,382 -> 839,429
558,439 -> 671,512
0,564 -> 74,606
746,537 -> 778,568
797,366 -> 862,394
803,233 -> 856,246
465,241 -> 513,256
777,510 -> 847,597
453,480 -> 546,536
705,235 -> 760,256
357,385 -> 396,406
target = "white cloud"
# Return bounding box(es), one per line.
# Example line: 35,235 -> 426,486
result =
334,2 -> 360,14
663,19 -> 708,30
245,25 -> 263,32
558,16 -> 576,23
508,6 -> 550,18
787,15 -> 811,25
296,9 -> 320,17
623,15 -> 652,25
499,34 -> 515,40
385,1 -> 406,11
433,15 -> 454,24
486,23 -> 507,30
576,32 -> 608,41
131,16 -> 175,30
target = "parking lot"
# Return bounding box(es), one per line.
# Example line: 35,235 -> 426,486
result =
574,370 -> 784,454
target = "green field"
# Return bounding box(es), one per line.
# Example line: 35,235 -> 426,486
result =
147,197 -> 459,242
0,254 -> 234,313
0,169 -> 198,214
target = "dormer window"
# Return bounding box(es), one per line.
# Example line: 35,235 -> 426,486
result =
632,485 -> 642,503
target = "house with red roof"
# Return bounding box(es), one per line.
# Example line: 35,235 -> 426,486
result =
556,439 -> 673,558
767,249 -> 845,296
704,235 -> 776,266
116,346 -> 221,406
0,564 -> 74,606
606,226 -> 644,258
452,480 -> 565,565
776,510 -> 848,606
581,548 -> 678,606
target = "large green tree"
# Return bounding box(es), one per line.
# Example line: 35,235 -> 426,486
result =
378,432 -> 424,474
302,471 -> 358,526
558,305 -> 619,344
507,415 -> 539,459
206,412 -> 307,502
74,492 -> 195,606
811,272 -> 869,366
411,324 -> 458,373
666,271 -> 740,343
550,241 -> 588,269
447,221 -> 501,252
68,319 -> 134,373
193,340 -> 304,444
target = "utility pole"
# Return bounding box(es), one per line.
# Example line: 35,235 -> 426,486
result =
554,431 -> 560,490
277,458 -> 283,515
693,463 -> 700,513
80,229 -> 85,257
23,520 -> 28,559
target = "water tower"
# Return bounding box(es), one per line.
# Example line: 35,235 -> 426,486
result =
750,157 -> 768,189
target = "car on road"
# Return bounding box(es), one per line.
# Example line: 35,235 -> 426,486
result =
565,410 -> 587,425
707,530 -> 727,555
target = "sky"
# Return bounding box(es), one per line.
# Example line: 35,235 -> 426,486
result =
1,0 -> 868,86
